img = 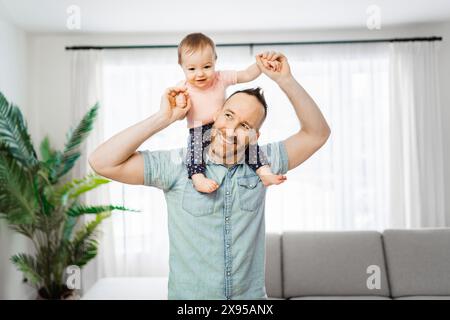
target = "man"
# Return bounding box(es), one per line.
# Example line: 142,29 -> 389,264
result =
88,52 -> 331,299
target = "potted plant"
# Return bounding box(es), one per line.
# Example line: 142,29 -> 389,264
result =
0,92 -> 136,299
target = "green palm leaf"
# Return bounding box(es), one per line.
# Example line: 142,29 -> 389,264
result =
70,212 -> 110,267
0,92 -> 38,169
66,204 -> 138,217
53,173 -> 110,206
62,215 -> 78,241
0,153 -> 37,225
39,136 -> 56,163
57,103 -> 99,179
11,254 -> 42,286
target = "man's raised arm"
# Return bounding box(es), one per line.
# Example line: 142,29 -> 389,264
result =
256,52 -> 331,171
88,87 -> 190,185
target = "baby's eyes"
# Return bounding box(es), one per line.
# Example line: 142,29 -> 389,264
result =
225,113 -> 232,119
187,66 -> 210,71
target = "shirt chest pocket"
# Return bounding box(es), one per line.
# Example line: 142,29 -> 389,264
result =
182,181 -> 217,217
237,175 -> 265,212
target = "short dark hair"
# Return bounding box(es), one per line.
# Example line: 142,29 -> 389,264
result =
226,87 -> 268,123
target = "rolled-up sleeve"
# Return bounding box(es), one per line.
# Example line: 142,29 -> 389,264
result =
260,141 -> 289,175
138,148 -> 183,191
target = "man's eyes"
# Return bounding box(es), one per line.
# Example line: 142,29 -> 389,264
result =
225,114 -> 250,130
204,66 -> 211,69
188,68 -> 195,71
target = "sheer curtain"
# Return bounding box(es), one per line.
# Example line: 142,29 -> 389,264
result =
253,43 -> 392,232
69,49 -> 108,292
388,41 -> 446,228
70,40 -> 446,282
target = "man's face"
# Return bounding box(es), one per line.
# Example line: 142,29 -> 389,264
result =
209,92 -> 266,165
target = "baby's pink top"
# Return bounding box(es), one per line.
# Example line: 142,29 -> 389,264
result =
183,70 -> 237,128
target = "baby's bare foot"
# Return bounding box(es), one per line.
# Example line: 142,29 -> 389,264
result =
259,174 -> 287,187
192,174 -> 219,193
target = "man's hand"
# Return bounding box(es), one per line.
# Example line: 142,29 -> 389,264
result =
158,86 -> 191,124
256,51 -> 292,85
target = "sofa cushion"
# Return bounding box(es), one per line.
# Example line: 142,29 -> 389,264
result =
282,231 -> 390,298
383,228 -> 450,297
290,296 -> 391,300
265,233 -> 283,298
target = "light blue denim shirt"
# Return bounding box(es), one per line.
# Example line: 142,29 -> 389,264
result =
138,141 -> 289,300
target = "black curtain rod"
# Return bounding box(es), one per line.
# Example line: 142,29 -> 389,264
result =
65,36 -> 442,50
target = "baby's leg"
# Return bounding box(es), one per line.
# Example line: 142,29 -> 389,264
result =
187,124 -> 219,193
246,144 -> 287,187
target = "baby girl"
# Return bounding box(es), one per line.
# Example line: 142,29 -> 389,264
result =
174,33 -> 284,193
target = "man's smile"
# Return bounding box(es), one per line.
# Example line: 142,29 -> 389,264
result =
217,131 -> 236,145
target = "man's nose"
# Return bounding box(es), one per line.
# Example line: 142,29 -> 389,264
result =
223,126 -> 238,137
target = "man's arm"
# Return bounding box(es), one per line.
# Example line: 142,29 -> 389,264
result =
256,53 -> 331,171
236,63 -> 261,83
88,87 -> 191,185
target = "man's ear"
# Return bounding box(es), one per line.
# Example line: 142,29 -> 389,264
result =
250,130 -> 260,144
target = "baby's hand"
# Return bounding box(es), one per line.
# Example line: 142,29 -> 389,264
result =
265,60 -> 281,72
168,86 -> 188,107
175,92 -> 187,108
257,51 -> 282,72
168,86 -> 189,109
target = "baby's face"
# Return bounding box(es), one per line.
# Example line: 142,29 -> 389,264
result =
180,45 -> 216,89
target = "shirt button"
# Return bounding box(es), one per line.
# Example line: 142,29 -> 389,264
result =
225,217 -> 229,221
227,272 -> 231,276
226,244 -> 230,248
226,191 -> 230,195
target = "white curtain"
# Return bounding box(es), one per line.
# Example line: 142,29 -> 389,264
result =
253,43 -> 392,232
69,49 -> 109,292
69,40 -> 447,282
388,41 -> 446,228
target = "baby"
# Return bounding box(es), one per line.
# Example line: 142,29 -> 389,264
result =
174,33 -> 284,193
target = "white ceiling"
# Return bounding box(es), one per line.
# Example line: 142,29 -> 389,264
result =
1,0 -> 450,33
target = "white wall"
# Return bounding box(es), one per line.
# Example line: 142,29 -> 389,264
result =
0,15 -> 34,300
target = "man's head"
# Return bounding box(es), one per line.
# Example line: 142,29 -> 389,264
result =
178,33 -> 218,89
209,87 -> 268,164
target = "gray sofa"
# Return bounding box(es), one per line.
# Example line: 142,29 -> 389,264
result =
265,228 -> 450,300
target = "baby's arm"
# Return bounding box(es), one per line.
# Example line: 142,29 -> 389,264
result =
237,52 -> 283,84
236,63 -> 262,83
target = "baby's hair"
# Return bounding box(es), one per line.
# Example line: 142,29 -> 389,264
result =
178,33 -> 218,65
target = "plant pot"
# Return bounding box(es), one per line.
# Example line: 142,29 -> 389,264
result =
36,286 -> 80,300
